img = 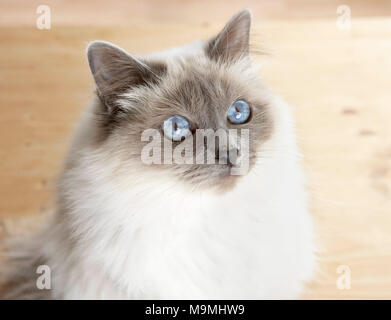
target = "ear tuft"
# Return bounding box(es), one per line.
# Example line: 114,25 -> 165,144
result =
206,9 -> 252,63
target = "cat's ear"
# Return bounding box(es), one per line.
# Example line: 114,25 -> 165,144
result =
87,41 -> 166,109
206,9 -> 251,63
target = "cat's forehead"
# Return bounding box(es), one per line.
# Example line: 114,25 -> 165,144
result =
160,57 -> 254,111
117,55 -> 260,127
165,62 -> 238,108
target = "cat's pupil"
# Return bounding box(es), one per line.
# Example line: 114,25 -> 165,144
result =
162,115 -> 190,141
227,100 -> 251,124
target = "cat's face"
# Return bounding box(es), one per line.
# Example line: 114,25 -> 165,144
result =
87,10 -> 273,191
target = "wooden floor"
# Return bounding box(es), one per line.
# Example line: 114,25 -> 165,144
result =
0,0 -> 391,299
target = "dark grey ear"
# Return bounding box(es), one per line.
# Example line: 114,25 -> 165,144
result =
87,41 -> 166,109
206,9 -> 251,63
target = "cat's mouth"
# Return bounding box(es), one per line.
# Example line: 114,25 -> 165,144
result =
178,162 -> 249,192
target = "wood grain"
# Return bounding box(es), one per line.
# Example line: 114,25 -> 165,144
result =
0,0 -> 390,299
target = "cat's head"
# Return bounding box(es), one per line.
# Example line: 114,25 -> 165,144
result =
86,10 -> 273,192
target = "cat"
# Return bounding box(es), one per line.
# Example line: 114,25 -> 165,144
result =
0,9 -> 315,299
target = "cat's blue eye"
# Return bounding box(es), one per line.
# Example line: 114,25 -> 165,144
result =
227,100 -> 251,124
162,116 -> 191,141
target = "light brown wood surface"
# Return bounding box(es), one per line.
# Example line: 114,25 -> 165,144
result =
0,0 -> 390,299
